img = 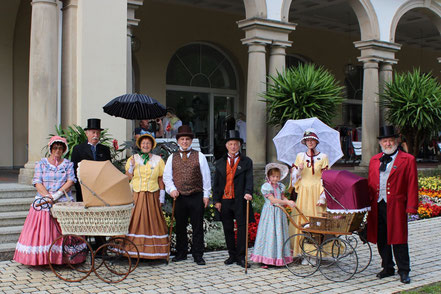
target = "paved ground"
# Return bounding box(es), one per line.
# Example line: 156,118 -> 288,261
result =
1,217 -> 441,294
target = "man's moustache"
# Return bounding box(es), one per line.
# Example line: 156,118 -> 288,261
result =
92,137 -> 99,140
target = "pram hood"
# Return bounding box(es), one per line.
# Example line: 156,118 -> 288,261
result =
322,170 -> 371,213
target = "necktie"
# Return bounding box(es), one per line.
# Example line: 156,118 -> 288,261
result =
180,150 -> 190,161
91,145 -> 97,160
228,154 -> 239,168
379,149 -> 398,172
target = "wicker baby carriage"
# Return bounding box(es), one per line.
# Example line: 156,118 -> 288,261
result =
277,170 -> 372,282
46,160 -> 139,284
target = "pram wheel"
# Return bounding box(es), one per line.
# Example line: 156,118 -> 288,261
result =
48,234 -> 94,282
93,243 -> 132,283
108,236 -> 140,273
318,237 -> 358,282
282,233 -> 320,277
347,232 -> 372,273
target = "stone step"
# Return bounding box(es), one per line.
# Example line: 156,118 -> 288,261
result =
0,198 -> 34,213
0,211 -> 28,227
0,183 -> 35,199
0,242 -> 16,261
0,225 -> 22,243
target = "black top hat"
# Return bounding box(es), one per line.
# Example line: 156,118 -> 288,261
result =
377,125 -> 399,139
176,125 -> 194,139
84,118 -> 103,131
225,130 -> 243,144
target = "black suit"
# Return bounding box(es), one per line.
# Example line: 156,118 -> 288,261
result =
71,142 -> 111,202
213,154 -> 254,261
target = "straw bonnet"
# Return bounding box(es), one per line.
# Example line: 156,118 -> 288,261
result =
136,133 -> 157,149
48,136 -> 69,156
301,128 -> 320,145
265,162 -> 289,181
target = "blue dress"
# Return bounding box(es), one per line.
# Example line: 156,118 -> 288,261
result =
250,182 -> 293,266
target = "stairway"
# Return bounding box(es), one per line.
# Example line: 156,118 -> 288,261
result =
0,183 -> 36,260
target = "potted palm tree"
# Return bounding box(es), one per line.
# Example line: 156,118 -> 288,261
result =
381,69 -> 441,157
262,63 -> 344,127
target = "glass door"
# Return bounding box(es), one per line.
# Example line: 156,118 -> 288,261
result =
212,95 -> 235,159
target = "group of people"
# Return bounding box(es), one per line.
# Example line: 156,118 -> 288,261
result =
13,117 -> 418,285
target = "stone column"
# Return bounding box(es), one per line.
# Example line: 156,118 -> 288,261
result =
359,59 -> 380,167
378,62 -> 394,126
126,1 -> 142,151
238,18 -> 296,168
19,0 -> 59,184
354,40 -> 401,168
243,41 -> 268,167
61,0 -> 78,127
267,44 -> 288,162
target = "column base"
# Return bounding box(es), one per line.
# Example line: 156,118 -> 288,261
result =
18,162 -> 36,185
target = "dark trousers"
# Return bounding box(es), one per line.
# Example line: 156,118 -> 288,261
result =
377,200 -> 410,274
175,192 -> 204,259
221,199 -> 246,261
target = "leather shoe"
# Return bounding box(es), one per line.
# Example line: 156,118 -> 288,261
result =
237,259 -> 250,268
224,256 -> 236,265
194,258 -> 206,265
376,269 -> 395,279
400,273 -> 411,284
172,254 -> 187,262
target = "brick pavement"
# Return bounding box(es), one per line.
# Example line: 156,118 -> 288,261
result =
1,217 -> 440,294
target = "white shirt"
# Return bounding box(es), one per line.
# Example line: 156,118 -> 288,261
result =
163,148 -> 211,198
378,152 -> 398,203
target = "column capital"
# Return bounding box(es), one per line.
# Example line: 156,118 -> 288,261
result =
379,62 -> 394,72
31,0 -> 57,5
61,0 -> 77,8
238,17 -> 296,47
354,40 -> 401,64
127,0 -> 143,29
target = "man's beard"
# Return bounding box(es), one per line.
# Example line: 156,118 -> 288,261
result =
381,144 -> 398,155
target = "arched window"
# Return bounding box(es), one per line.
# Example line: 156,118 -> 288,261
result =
166,43 -> 239,158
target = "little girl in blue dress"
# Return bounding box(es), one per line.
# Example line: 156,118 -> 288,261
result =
250,163 -> 296,268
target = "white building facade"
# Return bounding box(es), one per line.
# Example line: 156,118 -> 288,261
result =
0,0 -> 440,183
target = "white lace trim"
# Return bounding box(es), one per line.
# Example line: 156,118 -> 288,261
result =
326,207 -> 371,214
15,242 -> 62,254
15,241 -> 87,254
126,233 -> 168,239
134,154 -> 161,168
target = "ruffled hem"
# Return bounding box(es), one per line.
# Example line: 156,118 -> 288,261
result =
250,254 -> 293,266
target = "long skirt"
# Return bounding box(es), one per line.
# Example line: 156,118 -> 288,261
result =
14,206 -> 65,266
250,202 -> 293,266
126,191 -> 169,259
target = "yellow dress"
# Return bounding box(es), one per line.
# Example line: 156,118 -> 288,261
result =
289,151 -> 329,256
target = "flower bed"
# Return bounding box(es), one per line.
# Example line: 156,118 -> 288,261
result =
417,176 -> 441,219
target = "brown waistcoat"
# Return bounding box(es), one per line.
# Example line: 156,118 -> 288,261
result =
172,151 -> 203,195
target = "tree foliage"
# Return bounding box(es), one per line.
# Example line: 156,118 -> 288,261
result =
262,63 -> 344,127
381,69 -> 441,157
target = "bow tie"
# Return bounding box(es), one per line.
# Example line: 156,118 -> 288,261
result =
379,149 -> 398,172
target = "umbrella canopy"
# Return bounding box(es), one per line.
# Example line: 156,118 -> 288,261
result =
272,117 -> 343,167
322,170 -> 370,213
78,160 -> 133,207
103,93 -> 166,120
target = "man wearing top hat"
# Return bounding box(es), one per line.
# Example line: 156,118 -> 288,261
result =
367,126 -> 418,284
163,125 -> 211,265
213,130 -> 254,268
71,118 -> 111,202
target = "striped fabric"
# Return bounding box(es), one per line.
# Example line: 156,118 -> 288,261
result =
103,93 -> 166,120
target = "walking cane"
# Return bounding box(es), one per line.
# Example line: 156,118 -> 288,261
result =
245,199 -> 250,274
167,198 -> 176,263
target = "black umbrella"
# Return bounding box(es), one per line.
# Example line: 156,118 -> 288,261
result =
103,93 -> 167,120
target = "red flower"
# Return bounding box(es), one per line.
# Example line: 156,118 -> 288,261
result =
113,139 -> 119,150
